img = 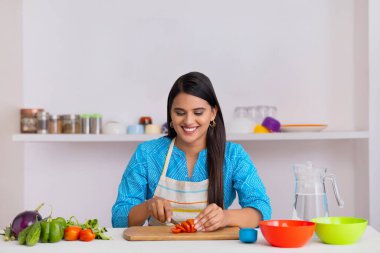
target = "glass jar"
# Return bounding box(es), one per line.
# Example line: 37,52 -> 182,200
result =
62,114 -> 81,134
48,114 -> 62,134
20,108 -> 44,133
37,111 -> 50,134
230,107 -> 253,133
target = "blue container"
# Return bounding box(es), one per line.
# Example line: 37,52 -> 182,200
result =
239,228 -> 258,243
127,124 -> 145,134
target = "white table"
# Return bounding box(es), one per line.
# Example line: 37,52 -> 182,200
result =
1,226 -> 380,253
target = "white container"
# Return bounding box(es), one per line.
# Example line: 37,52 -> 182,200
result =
230,118 -> 253,133
103,121 -> 126,134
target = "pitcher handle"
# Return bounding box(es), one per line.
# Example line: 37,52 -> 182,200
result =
325,173 -> 345,208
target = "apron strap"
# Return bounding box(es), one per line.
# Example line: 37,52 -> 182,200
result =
161,138 -> 175,177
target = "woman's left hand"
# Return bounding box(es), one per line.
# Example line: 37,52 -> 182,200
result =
194,203 -> 228,232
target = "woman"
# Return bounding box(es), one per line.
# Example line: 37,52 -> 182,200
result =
112,72 -> 271,231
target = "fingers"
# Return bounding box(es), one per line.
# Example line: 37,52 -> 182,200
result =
156,200 -> 166,223
164,202 -> 173,222
149,201 -> 159,221
194,203 -> 225,232
148,197 -> 172,223
202,215 -> 224,232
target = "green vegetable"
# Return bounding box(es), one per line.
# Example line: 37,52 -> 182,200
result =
40,217 -> 65,243
17,225 -> 32,245
54,217 -> 67,230
2,224 -> 15,241
82,219 -> 111,240
49,220 -> 63,243
25,219 -> 41,246
40,220 -> 50,243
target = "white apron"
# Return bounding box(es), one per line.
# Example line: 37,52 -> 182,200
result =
149,138 -> 209,225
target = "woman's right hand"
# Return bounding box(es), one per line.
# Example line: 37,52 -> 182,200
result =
147,196 -> 173,223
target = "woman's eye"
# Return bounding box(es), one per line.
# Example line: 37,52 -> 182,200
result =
175,111 -> 185,116
194,112 -> 203,116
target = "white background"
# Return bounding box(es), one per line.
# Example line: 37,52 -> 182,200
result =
1,0 -> 379,229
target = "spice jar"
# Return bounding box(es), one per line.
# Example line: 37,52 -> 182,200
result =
90,114 -> 102,134
37,111 -> 50,134
139,116 -> 152,125
48,114 -> 62,134
62,114 -> 81,134
20,108 -> 44,133
81,114 -> 90,134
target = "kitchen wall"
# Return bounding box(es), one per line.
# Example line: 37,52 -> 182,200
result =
1,0 -> 372,227
23,0 -> 364,130
0,0 -> 24,226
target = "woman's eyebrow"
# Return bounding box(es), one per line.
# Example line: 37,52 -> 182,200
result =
173,107 -> 206,111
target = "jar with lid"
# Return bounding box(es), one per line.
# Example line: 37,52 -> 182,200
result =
37,111 -> 50,134
90,114 -> 102,134
81,114 -> 91,134
20,108 -> 44,133
139,116 -> 153,125
48,114 -> 62,134
230,107 -> 253,133
62,114 -> 81,134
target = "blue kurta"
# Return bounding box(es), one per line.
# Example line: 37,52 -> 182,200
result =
112,136 -> 271,227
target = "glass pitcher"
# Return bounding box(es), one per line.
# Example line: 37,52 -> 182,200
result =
292,162 -> 344,221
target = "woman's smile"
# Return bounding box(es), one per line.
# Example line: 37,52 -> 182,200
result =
182,125 -> 199,134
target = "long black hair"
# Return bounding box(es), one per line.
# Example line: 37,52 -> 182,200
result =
167,72 -> 226,208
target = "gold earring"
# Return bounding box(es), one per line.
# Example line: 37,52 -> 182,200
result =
210,120 -> 216,128
170,122 -> 174,128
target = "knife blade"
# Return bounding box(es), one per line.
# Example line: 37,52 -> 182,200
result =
170,218 -> 180,225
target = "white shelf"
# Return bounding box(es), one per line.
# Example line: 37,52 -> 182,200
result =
12,131 -> 369,142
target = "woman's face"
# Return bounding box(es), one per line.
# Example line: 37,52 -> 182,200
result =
170,92 -> 217,148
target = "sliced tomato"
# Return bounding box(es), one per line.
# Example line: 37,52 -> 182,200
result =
186,219 -> 196,233
175,224 -> 186,232
181,221 -> 191,233
171,227 -> 182,233
171,219 -> 198,233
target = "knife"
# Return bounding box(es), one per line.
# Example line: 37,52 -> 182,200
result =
170,218 -> 180,225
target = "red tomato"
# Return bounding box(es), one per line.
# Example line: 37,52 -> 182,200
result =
186,220 -> 196,233
64,226 -> 82,241
171,227 -> 182,233
175,224 -> 186,232
181,221 -> 191,233
171,219 -> 198,234
79,229 -> 96,242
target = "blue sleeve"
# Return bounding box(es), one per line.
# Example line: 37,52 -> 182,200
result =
111,144 -> 148,227
232,144 -> 272,221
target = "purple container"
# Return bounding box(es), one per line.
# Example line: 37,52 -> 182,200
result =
262,117 -> 281,132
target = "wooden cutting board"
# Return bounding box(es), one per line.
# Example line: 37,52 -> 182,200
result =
123,226 -> 239,241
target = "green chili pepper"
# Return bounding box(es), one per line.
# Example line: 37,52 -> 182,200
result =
40,220 -> 50,243
18,225 -> 32,245
26,220 -> 41,246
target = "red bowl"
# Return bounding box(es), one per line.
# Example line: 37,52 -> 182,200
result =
259,220 -> 315,248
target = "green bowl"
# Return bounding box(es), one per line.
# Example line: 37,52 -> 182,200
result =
311,217 -> 367,245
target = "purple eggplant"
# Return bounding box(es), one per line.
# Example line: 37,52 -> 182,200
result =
11,203 -> 44,238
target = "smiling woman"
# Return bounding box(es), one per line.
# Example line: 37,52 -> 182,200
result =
112,72 -> 272,231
